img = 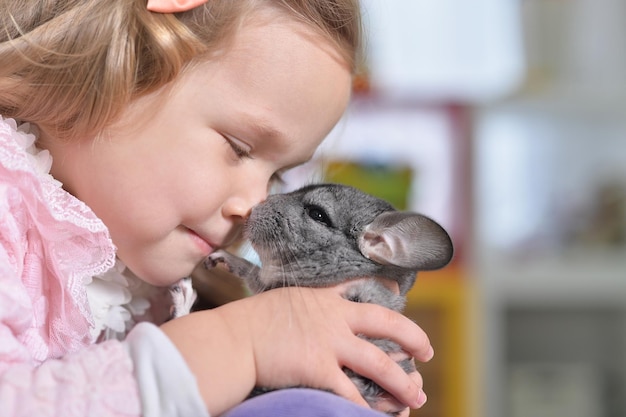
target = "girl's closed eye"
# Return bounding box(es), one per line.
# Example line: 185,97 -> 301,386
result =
223,134 -> 252,159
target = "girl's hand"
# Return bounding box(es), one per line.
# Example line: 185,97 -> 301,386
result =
160,285 -> 432,416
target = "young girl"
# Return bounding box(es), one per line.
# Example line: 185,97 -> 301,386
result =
0,1 -> 434,416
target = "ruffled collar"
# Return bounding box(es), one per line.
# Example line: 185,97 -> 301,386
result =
8,119 -> 54,179
85,259 -> 160,341
2,116 -> 156,342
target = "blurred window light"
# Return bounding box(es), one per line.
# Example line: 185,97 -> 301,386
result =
475,112 -> 553,251
362,0 -> 525,102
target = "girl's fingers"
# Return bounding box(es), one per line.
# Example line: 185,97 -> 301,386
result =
328,370 -> 371,409
396,407 -> 411,417
408,370 -> 424,393
347,302 -> 434,363
332,366 -> 422,415
340,337 -> 424,409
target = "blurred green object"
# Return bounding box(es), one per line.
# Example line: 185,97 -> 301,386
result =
324,159 -> 413,211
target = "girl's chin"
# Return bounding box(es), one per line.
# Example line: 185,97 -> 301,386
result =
121,257 -> 199,287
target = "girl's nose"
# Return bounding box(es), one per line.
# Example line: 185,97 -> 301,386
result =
222,185 -> 268,222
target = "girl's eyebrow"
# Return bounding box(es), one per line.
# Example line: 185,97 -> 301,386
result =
242,115 -> 286,143
237,113 -> 315,166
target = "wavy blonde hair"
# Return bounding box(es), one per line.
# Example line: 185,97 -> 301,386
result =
0,0 -> 362,141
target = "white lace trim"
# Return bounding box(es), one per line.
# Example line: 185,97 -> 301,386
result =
85,259 -> 153,341
1,116 -> 151,341
0,117 -> 115,237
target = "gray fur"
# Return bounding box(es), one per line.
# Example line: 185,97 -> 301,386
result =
205,183 -> 453,412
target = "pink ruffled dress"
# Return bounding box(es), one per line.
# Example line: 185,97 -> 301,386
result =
0,117 -> 207,417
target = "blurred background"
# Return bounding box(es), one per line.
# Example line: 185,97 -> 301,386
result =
288,0 -> 626,416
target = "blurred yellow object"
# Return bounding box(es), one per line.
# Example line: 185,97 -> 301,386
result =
406,267 -> 474,417
323,159 -> 413,210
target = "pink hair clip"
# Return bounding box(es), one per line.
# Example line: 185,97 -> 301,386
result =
147,0 -> 207,13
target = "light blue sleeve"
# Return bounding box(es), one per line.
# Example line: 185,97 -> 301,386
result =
124,322 -> 210,417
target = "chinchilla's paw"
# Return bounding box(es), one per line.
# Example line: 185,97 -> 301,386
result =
203,250 -> 229,271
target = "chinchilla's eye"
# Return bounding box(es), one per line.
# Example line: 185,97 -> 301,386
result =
305,204 -> 333,228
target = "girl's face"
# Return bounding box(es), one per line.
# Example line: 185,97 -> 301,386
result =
45,18 -> 352,286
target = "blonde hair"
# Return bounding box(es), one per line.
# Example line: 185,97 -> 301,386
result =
0,0 -> 362,141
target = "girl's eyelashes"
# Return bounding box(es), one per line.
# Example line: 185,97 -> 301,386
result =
222,133 -> 252,159
220,132 -> 289,189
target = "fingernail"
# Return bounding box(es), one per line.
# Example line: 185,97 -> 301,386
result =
417,389 -> 427,408
425,346 -> 435,361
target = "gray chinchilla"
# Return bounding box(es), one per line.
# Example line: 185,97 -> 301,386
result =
205,183 -> 453,413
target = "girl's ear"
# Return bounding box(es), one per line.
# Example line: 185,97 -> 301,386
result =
358,211 -> 453,270
147,0 -> 207,13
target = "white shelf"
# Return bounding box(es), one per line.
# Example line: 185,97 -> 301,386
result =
477,248 -> 626,306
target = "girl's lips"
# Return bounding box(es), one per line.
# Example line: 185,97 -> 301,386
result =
187,228 -> 215,255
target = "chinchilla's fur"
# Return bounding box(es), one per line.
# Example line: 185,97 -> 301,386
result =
205,183 -> 453,413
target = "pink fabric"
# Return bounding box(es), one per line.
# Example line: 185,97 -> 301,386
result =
0,117 -> 141,416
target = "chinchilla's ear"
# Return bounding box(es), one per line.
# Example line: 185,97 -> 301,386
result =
358,211 -> 453,270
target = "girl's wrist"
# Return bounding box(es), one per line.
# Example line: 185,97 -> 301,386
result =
160,307 -> 256,415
